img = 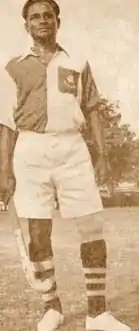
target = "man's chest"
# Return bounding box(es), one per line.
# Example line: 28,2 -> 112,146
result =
15,53 -> 85,94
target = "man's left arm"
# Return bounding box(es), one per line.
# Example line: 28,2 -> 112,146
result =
89,108 -> 105,155
80,61 -> 107,182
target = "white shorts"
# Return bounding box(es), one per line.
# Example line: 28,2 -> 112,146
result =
13,131 -> 103,219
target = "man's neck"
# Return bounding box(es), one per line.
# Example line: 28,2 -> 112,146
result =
33,39 -> 57,56
31,39 -> 58,65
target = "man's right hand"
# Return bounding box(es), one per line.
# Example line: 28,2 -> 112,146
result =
0,174 -> 16,210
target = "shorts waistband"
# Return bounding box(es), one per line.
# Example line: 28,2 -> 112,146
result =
18,129 -> 81,136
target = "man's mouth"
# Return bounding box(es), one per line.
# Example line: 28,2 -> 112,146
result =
39,27 -> 50,31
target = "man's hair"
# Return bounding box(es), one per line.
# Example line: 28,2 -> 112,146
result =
22,0 -> 60,20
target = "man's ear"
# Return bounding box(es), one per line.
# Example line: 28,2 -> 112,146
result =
24,22 -> 29,33
57,18 -> 61,29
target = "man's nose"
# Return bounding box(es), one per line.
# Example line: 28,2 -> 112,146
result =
39,14 -> 47,24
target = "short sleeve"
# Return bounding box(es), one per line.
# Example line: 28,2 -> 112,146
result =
81,61 -> 99,116
0,66 -> 16,130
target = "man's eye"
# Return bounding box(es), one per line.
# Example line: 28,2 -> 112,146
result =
44,13 -> 53,19
30,14 -> 40,20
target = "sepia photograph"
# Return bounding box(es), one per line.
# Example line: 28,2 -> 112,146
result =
0,1 -> 139,330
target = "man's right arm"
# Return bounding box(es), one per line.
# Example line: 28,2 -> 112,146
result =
0,125 -> 18,205
0,66 -> 17,206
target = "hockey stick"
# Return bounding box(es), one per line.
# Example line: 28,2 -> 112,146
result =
0,200 -> 31,281
10,200 -> 34,285
5,200 -> 52,292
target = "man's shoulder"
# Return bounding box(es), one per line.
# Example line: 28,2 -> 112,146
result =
6,55 -> 23,70
5,53 -> 29,80
61,48 -> 88,73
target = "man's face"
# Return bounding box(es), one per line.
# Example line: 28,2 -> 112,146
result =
25,2 -> 60,42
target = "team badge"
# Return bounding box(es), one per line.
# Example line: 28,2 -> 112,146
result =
58,67 -> 80,96
64,74 -> 76,90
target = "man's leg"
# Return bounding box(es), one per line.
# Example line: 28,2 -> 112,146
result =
13,131 -> 64,331
28,218 -> 62,313
77,213 -> 106,318
56,134 -> 131,330
77,213 -> 131,331
28,218 -> 64,331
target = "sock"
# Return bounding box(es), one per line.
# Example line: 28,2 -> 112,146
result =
34,261 -> 62,313
44,297 -> 63,314
80,239 -> 106,317
28,218 -> 62,314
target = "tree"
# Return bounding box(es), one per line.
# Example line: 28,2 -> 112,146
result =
83,97 -> 136,189
129,138 -> 139,186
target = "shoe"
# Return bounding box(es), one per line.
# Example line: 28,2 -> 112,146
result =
37,309 -> 64,331
85,311 -> 131,331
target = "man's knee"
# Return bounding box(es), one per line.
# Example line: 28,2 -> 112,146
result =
28,218 -> 53,261
76,212 -> 104,243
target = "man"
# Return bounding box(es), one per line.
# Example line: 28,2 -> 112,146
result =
0,1 -> 131,330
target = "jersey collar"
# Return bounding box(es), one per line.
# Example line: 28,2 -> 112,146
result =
17,43 -> 69,62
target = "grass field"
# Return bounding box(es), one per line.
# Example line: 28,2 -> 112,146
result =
0,206 -> 139,331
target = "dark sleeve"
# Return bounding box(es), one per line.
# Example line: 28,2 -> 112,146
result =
6,56 -> 21,82
80,61 -> 100,117
0,65 -> 17,130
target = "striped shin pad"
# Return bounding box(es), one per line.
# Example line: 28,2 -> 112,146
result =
81,240 -> 106,316
30,258 -> 62,313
